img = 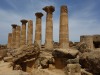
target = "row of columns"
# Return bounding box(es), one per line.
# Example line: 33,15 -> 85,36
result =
7,20 -> 33,49
7,5 -> 69,49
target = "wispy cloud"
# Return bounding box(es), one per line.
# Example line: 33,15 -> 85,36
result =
5,0 -> 18,10
69,1 -> 100,42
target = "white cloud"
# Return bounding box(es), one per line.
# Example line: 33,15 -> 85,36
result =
69,3 -> 100,42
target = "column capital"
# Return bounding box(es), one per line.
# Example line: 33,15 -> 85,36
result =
35,12 -> 43,18
61,5 -> 68,13
20,19 -> 28,24
11,24 -> 17,28
43,6 -> 55,14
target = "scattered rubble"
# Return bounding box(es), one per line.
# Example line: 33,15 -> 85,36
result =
80,50 -> 100,75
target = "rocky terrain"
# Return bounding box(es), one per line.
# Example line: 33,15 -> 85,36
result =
0,42 -> 100,75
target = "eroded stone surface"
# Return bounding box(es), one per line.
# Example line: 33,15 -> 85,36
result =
20,19 -> 28,46
59,5 -> 69,49
11,24 -> 17,49
35,12 -> 43,49
43,6 -> 55,50
27,20 -> 33,45
16,26 -> 21,48
7,33 -> 12,49
80,50 -> 100,74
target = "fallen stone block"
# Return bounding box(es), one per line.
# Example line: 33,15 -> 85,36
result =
3,56 -> 13,62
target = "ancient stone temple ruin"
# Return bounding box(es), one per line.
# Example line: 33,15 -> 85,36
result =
1,4 -> 100,75
7,5 -> 69,50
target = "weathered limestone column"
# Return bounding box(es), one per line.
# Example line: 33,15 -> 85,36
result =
20,19 -> 28,46
35,12 -> 43,48
7,33 -> 12,48
11,24 -> 17,49
43,6 -> 55,50
27,20 -> 33,45
80,35 -> 94,49
16,25 -> 21,48
59,5 -> 69,49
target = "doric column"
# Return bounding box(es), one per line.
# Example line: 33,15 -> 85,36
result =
43,6 -> 55,50
20,19 -> 28,46
7,33 -> 12,49
16,25 -> 21,48
11,24 -> 17,49
59,5 -> 69,49
35,12 -> 43,48
27,20 -> 33,45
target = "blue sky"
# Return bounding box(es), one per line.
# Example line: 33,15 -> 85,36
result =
0,0 -> 100,44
